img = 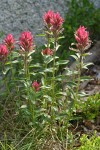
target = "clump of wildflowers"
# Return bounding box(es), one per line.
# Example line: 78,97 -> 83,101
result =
32,81 -> 41,92
4,34 -> 15,52
42,48 -> 53,55
19,31 -> 34,52
75,26 -> 91,51
0,44 -> 8,61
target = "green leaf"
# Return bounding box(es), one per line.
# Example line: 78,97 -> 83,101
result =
80,76 -> 93,81
2,67 -> 10,75
29,72 -> 37,76
56,92 -> 67,96
70,54 -> 78,60
41,85 -> 52,90
29,63 -> 41,68
58,36 -> 65,40
56,60 -> 69,65
44,56 -> 53,64
43,95 -> 52,102
20,105 -> 27,109
28,50 -> 35,56
11,60 -> 19,64
44,68 -> 53,73
9,51 -> 19,59
82,63 -> 93,69
36,33 -> 46,37
82,52 -> 92,56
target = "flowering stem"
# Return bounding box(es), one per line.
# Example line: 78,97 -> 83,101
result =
45,33 -> 50,84
47,34 -> 50,48
76,51 -> 83,100
10,53 -> 14,80
2,62 -> 10,94
24,52 -> 28,80
52,36 -> 57,92
51,35 -> 57,122
43,61 -> 48,110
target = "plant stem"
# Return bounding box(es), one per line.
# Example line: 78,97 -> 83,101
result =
47,34 -> 50,48
2,62 -> 10,94
24,52 -> 28,79
10,53 -> 14,80
51,35 -> 57,123
76,51 -> 83,100
52,36 -> 57,94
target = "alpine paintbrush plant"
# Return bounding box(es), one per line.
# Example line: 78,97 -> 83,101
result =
70,26 -> 92,104
19,31 -> 35,79
41,10 -> 73,131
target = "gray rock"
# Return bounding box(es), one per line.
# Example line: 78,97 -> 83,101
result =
0,0 -> 99,45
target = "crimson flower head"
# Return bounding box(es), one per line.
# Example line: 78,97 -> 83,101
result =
50,12 -> 64,31
19,31 -> 34,52
0,44 -> 8,61
43,10 -> 64,32
4,34 -> 15,52
43,10 -> 54,25
75,26 -> 90,49
42,48 -> 53,55
32,81 -> 41,92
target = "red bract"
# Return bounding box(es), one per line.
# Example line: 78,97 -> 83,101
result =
42,48 -> 53,55
43,10 -> 64,32
75,26 -> 89,49
50,12 -> 64,31
19,31 -> 34,52
0,44 -> 8,61
4,34 -> 15,52
32,81 -> 41,92
43,10 -> 54,25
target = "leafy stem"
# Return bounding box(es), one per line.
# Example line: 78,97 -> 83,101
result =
2,62 -> 10,94
76,52 -> 83,95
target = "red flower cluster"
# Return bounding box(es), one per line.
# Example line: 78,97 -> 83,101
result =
42,48 -> 53,55
0,44 -> 8,61
4,34 -> 15,52
75,26 -> 90,49
43,10 -> 54,25
19,31 -> 34,52
43,10 -> 64,32
32,81 -> 41,92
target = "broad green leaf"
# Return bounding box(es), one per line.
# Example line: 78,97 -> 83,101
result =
44,56 -> 53,64
82,63 -> 93,69
11,60 -> 19,64
20,105 -> 27,109
70,54 -> 78,60
43,95 -> 52,102
56,60 -> 69,65
80,76 -> 93,81
44,68 -> 53,73
29,63 -> 41,68
2,67 -> 10,75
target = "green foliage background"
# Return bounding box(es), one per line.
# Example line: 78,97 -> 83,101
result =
59,0 -> 100,60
